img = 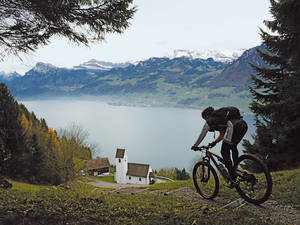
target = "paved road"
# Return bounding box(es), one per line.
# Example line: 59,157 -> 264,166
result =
85,178 -> 147,188
84,177 -> 166,189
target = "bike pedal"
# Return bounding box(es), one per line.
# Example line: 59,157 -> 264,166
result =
226,182 -> 237,189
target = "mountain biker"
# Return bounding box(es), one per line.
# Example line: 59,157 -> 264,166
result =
191,106 -> 248,181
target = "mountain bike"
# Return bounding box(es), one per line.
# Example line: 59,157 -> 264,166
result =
191,145 -> 272,204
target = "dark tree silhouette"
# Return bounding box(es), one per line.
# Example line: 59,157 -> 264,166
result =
0,0 -> 136,57
243,0 -> 300,170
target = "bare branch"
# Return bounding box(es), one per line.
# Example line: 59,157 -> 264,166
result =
0,0 -> 136,58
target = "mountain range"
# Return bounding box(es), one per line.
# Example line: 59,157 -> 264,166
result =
167,49 -> 245,62
1,45 -> 266,112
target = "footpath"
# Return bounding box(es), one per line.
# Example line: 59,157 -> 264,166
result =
86,178 -> 300,225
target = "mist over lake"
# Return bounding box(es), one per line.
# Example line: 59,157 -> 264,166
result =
21,99 -> 255,171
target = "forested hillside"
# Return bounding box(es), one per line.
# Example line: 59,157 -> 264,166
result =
0,83 -> 92,185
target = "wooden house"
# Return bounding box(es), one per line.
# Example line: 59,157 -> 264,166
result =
86,157 -> 110,176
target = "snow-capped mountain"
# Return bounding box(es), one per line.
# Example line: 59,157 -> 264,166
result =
0,71 -> 21,81
167,49 -> 246,63
32,62 -> 58,74
73,59 -> 130,70
5,44 -> 264,110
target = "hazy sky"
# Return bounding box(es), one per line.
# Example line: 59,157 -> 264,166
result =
0,0 -> 272,74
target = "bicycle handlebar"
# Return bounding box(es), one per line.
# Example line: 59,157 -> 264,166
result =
191,145 -> 210,151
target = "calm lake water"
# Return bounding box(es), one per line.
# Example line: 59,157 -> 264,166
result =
21,99 -> 255,171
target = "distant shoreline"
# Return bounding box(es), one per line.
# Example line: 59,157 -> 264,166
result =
17,95 -> 252,114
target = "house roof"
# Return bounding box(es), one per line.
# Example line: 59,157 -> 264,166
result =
127,163 -> 150,178
86,157 -> 110,171
115,148 -> 125,158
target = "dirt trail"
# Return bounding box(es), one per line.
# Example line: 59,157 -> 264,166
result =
90,181 -> 300,225
166,187 -> 300,225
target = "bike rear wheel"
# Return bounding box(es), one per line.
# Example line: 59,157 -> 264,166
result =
193,161 -> 219,199
234,154 -> 272,204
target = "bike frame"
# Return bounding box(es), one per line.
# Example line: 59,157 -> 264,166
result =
199,147 -> 230,182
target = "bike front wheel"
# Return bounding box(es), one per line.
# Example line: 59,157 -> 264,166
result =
193,161 -> 219,199
234,154 -> 272,204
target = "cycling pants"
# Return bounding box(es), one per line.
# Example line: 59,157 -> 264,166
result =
221,119 -> 248,178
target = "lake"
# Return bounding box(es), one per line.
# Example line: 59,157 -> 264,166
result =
21,99 -> 255,171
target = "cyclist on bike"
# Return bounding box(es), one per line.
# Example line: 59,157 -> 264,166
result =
191,106 -> 248,181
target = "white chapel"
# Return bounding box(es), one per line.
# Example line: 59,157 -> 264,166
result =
114,148 -> 154,185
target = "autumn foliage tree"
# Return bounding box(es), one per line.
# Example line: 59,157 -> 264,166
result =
58,123 -> 94,160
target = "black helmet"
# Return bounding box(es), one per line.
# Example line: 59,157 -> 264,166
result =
202,106 -> 214,119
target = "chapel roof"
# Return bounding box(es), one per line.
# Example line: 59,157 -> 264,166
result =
115,148 -> 125,158
126,163 -> 150,178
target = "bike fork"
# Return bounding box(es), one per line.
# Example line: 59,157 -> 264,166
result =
201,157 -> 211,182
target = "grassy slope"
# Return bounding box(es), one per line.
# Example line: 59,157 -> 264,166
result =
0,188 -> 277,225
150,168 -> 300,209
1,168 -> 299,225
270,168 -> 300,208
90,175 -> 116,183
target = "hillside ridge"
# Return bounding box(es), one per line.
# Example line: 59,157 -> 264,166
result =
3,45 -> 265,111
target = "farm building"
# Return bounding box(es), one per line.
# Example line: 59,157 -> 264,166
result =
114,148 -> 154,185
86,157 -> 110,176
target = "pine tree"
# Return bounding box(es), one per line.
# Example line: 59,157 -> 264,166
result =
0,83 -> 25,176
175,168 -> 190,180
0,0 -> 136,58
243,0 -> 300,170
